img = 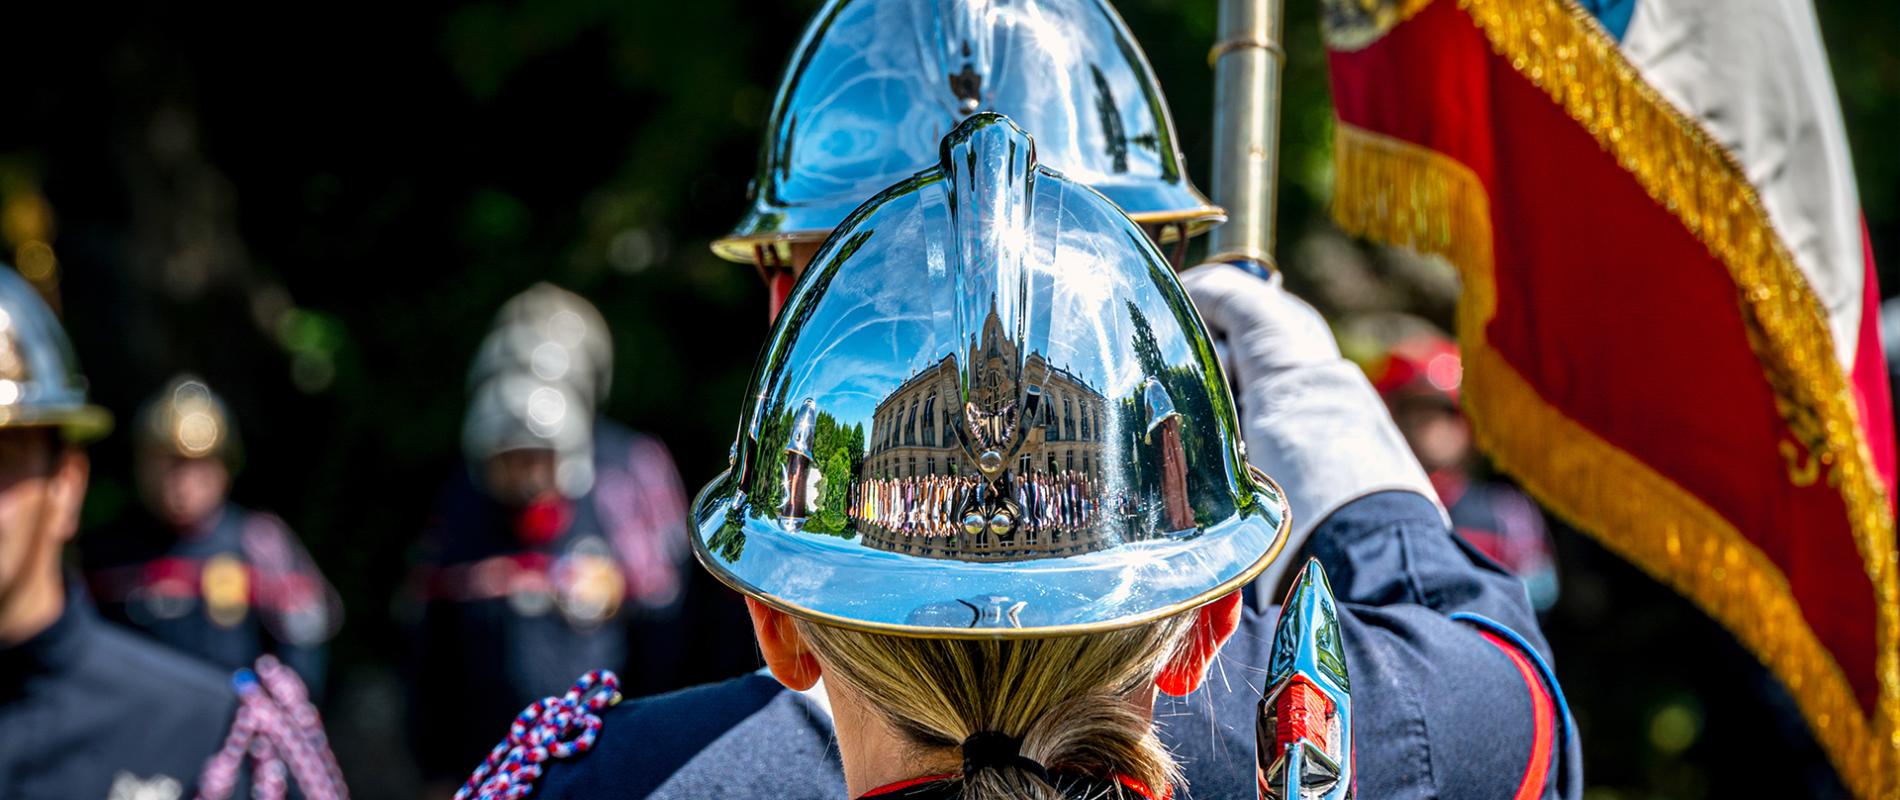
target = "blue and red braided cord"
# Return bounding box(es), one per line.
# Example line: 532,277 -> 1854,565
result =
456,670 -> 622,800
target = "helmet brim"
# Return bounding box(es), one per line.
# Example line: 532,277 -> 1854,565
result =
713,201 -> 1227,264
0,403 -> 116,445
690,468 -> 1290,640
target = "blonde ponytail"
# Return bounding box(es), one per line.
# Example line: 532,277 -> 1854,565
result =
794,615 -> 1197,800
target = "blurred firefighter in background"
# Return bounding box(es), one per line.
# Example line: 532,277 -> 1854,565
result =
1367,333 -> 1559,611
406,283 -> 691,786
0,267 -> 248,798
81,373 -> 344,690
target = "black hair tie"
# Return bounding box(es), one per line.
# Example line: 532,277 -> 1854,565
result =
960,732 -> 1052,785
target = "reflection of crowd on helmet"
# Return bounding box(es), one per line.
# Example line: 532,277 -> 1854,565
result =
1014,470 -> 1100,534
848,470 -> 1105,538
850,474 -> 979,537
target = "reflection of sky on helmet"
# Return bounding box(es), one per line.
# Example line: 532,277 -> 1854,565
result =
985,0 -> 1084,174
778,0 -> 1176,211
774,168 -> 1198,429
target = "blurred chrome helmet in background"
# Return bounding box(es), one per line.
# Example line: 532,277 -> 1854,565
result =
713,0 -> 1223,265
695,114 -> 1285,637
468,283 -> 614,406
0,265 -> 110,442
136,374 -> 243,467
463,370 -> 595,499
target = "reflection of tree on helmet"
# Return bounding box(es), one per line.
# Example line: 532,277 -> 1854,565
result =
723,0 -> 1226,318
698,112 -> 1287,636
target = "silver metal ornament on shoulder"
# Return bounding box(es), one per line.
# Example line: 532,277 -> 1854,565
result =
693,113 -> 1289,638
0,265 -> 111,441
1257,558 -> 1354,800
714,0 -> 1225,265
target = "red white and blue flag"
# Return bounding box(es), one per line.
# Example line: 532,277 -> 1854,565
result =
1322,0 -> 1898,793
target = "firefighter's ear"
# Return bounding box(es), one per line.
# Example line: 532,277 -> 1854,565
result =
1156,590 -> 1242,697
748,598 -> 824,691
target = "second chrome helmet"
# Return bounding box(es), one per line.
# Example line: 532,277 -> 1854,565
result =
713,0 -> 1223,264
695,114 -> 1285,637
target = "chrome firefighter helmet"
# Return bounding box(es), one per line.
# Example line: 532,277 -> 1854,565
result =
463,369 -> 596,499
712,0 -> 1223,265
0,264 -> 110,441
694,114 -> 1286,637
135,374 -> 243,467
468,283 -> 614,406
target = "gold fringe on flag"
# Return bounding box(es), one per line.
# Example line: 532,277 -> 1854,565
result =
1335,110 -> 1899,797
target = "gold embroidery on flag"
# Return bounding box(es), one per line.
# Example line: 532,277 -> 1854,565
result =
1331,117 -> 1900,799
1454,0 -> 1899,794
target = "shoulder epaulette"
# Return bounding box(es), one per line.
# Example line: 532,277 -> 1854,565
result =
457,670 -> 621,800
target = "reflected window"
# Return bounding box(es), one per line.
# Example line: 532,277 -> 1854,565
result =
927,457 -> 936,474
1080,401 -> 1091,440
948,457 -> 958,475
1064,397 -> 1075,441
905,399 -> 918,445
1067,450 -> 1074,471
908,456 -> 916,477
922,393 -> 937,446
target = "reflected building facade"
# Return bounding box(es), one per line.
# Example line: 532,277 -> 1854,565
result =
862,306 -> 1109,482
852,302 -> 1117,561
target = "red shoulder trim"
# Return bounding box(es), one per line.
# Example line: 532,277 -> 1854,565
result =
1478,630 -> 1556,800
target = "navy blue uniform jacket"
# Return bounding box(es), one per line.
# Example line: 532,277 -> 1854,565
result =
515,491 -> 1581,800
1,581 -> 237,800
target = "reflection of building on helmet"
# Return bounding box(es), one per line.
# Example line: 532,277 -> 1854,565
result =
136,374 -> 244,467
0,265 -> 112,441
463,371 -> 595,501
717,0 -> 1223,278
468,283 -> 614,406
694,113 -> 1288,638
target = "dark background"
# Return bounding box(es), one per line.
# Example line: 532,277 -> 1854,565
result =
1,1 -> 1894,798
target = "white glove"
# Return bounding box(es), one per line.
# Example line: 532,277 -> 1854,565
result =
1180,262 -> 1445,602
